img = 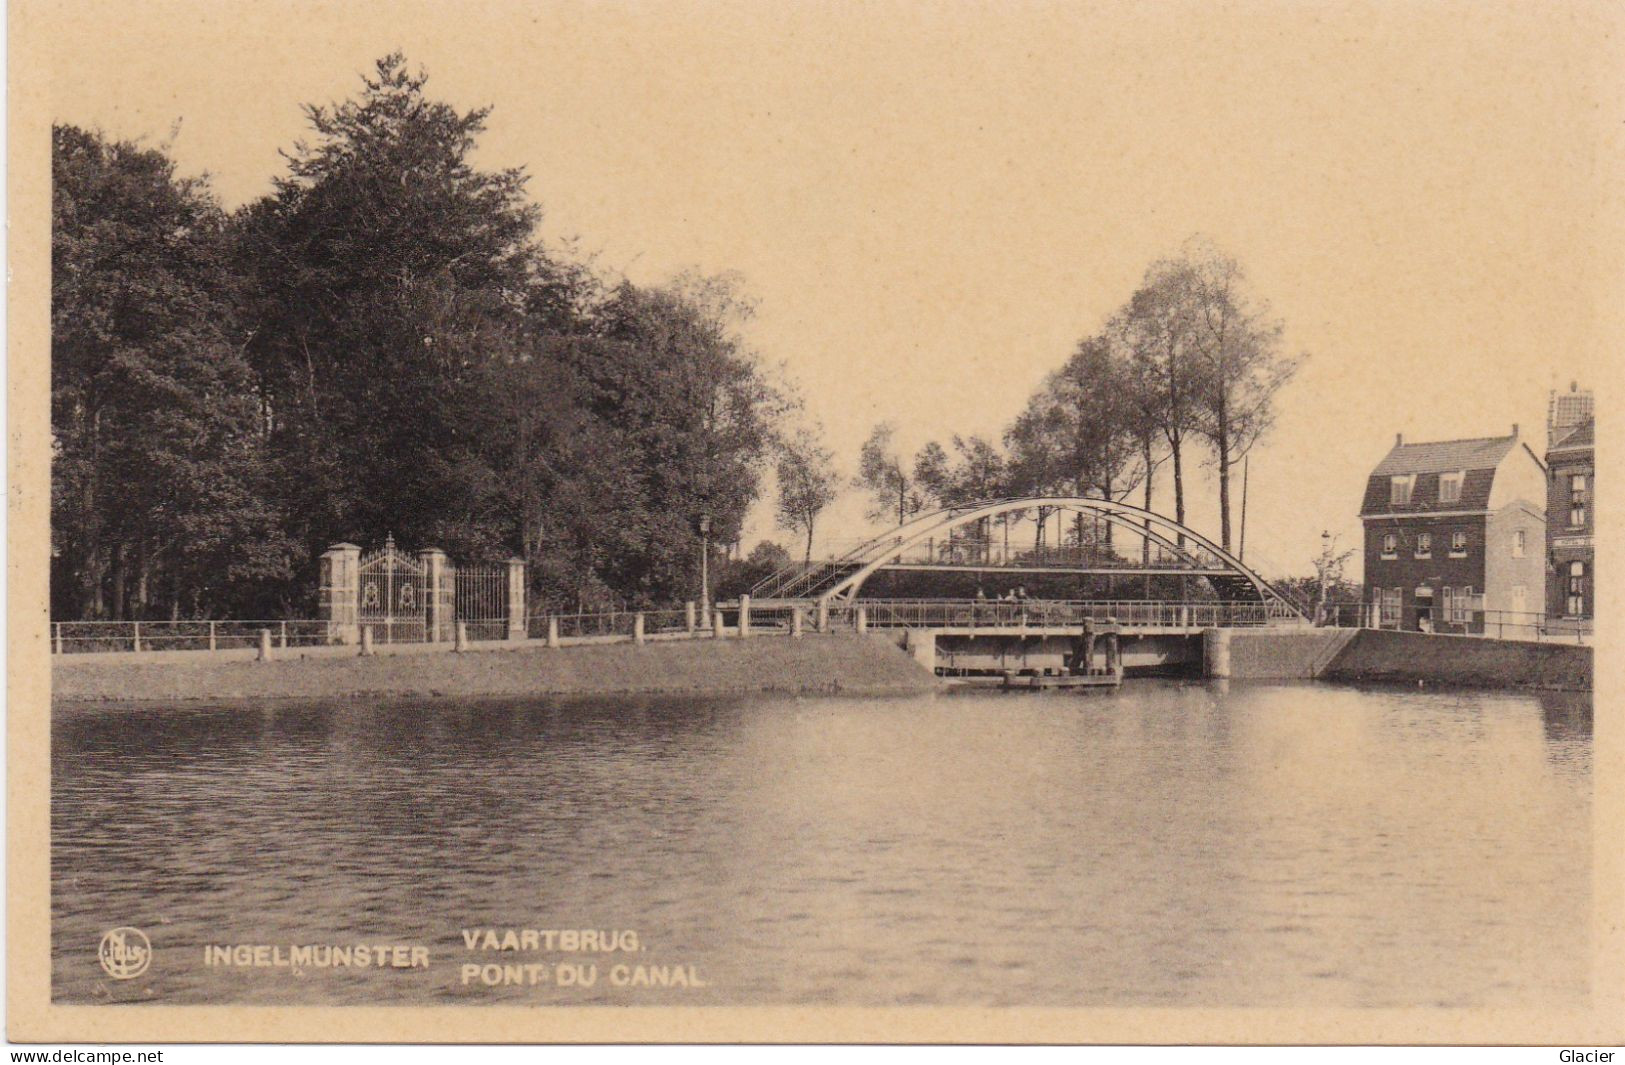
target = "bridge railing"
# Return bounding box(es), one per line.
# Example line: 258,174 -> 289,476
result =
848,599 -> 1301,629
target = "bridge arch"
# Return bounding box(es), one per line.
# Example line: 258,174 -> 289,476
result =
816,495 -> 1299,616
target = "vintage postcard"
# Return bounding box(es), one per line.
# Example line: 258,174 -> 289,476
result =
8,0 -> 1623,1046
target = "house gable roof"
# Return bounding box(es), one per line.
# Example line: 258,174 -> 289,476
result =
1361,434 -> 1519,517
1370,435 -> 1517,477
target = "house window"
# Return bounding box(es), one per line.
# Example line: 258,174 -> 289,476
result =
1381,532 -> 1397,559
1439,471 -> 1463,504
1512,530 -> 1525,558
1570,473 -> 1588,527
1567,561 -> 1587,617
1449,530 -> 1467,557
1381,587 -> 1402,628
1452,585 -> 1476,623
1415,532 -> 1431,558
1390,475 -> 1413,506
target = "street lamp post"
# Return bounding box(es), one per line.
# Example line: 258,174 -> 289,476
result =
1317,530 -> 1332,627
699,514 -> 712,627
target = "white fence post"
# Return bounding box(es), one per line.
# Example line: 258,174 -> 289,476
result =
258,628 -> 273,662
856,606 -> 868,635
816,599 -> 828,634
633,613 -> 646,645
132,621 -> 141,653
685,601 -> 697,634
54,623 -> 62,655
713,604 -> 726,639
208,621 -> 217,651
455,621 -> 469,652
280,621 -> 288,648
791,609 -> 803,639
738,595 -> 752,639
546,616 -> 560,649
360,626 -> 374,656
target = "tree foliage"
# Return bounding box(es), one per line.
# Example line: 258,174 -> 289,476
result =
854,422 -> 928,526
51,124 -> 298,620
775,426 -> 841,563
50,55 -> 786,619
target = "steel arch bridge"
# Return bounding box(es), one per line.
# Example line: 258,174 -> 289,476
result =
752,495 -> 1305,618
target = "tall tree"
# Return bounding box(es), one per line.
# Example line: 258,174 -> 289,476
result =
1182,239 -> 1303,551
1118,255 -> 1210,544
51,124 -> 297,620
855,422 -> 925,526
775,427 -> 841,563
568,274 -> 778,603
234,52 -> 554,557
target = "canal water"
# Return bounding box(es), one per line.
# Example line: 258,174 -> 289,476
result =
52,681 -> 1592,1007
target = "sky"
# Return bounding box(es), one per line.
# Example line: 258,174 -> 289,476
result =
34,0 -> 1624,578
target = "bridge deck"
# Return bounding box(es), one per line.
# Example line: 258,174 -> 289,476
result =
744,598 -> 1310,630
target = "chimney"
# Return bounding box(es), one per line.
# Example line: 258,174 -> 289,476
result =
1511,423 -> 1519,439
1571,380 -> 1579,392
1395,432 -> 1404,447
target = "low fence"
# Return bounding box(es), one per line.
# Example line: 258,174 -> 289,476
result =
51,596 -> 1307,655
1319,603 -> 1592,643
52,619 -> 332,655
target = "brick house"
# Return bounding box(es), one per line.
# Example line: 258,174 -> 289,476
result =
1545,416 -> 1593,620
1360,428 -> 1547,632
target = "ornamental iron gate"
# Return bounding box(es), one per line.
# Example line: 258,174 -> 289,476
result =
357,535 -> 431,644
321,538 -> 523,645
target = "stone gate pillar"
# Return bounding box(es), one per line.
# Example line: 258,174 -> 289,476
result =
419,548 -> 449,642
320,542 -> 362,646
507,558 -> 527,640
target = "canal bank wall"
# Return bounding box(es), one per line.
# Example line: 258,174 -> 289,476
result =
51,634 -> 940,706
1317,628 -> 1592,691
1216,629 -> 1358,680
1210,627 -> 1591,691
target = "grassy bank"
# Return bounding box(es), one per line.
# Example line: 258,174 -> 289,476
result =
52,634 -> 940,706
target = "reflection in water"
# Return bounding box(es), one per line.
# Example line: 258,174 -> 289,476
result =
52,682 -> 1590,1007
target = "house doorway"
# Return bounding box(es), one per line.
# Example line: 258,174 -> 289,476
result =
1414,585 -> 1434,632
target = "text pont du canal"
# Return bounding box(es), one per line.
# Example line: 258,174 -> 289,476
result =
460,927 -> 707,989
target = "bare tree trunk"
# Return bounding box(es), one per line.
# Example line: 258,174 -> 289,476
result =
110,541 -> 127,622
1101,475 -> 1114,548
1141,438 -> 1155,564
136,534 -> 151,618
1171,435 -> 1187,548
1142,437 -> 1155,598
1216,397 -> 1233,551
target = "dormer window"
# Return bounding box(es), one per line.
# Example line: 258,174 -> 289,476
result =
1415,533 -> 1431,559
1390,475 -> 1414,506
1512,530 -> 1526,558
1439,471 -> 1463,504
1381,533 -> 1398,559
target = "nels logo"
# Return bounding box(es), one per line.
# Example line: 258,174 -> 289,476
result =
98,927 -> 152,980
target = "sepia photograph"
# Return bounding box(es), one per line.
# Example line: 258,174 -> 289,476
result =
7,0 -> 1622,1046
